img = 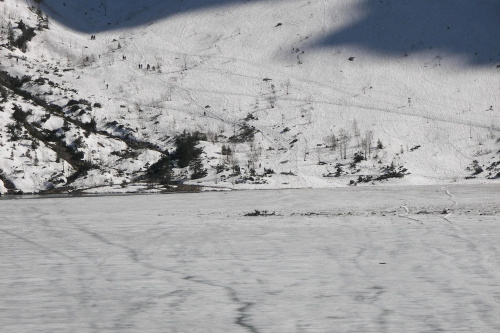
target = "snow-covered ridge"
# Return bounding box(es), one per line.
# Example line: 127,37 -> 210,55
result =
0,0 -> 499,194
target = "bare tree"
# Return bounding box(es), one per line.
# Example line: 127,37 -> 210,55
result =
268,84 -> 277,108
154,55 -> 163,72
247,140 -> 260,171
327,134 -> 338,151
316,148 -> 324,165
361,130 -> 373,158
206,130 -> 218,143
338,128 -> 351,159
229,147 -> 239,171
166,85 -> 174,101
352,119 -> 360,148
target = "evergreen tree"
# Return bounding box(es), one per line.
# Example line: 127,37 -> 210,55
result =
189,157 -> 207,179
172,131 -> 206,168
7,22 -> 14,50
147,155 -> 173,184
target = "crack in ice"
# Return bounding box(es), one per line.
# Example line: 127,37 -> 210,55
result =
184,276 -> 259,333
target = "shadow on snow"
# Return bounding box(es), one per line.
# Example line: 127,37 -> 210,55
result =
310,0 -> 500,65
35,0 -> 500,66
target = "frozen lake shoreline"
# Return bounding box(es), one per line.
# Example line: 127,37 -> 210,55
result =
1,185 -> 499,332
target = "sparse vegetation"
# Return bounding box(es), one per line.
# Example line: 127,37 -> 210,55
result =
146,155 -> 173,184
466,160 -> 483,176
229,124 -> 256,143
10,20 -> 37,52
244,209 -> 276,217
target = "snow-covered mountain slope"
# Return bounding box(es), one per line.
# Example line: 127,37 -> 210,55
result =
0,0 -> 499,194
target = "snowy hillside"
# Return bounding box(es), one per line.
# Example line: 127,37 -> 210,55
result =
0,0 -> 499,194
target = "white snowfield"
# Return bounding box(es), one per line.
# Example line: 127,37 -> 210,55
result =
0,0 -> 499,193
1,185 -> 499,332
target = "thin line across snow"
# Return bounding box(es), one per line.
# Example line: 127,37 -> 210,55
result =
442,187 -> 458,222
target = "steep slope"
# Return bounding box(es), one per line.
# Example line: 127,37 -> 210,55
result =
0,0 -> 499,194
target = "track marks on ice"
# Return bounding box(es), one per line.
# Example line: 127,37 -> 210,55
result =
399,202 -> 421,222
185,276 -> 259,333
0,228 -> 74,260
442,187 -> 458,222
77,225 -> 259,333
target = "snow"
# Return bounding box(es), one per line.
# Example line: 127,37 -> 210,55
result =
41,115 -> 64,131
1,185 -> 499,332
0,0 -> 499,193
1,3 -> 499,330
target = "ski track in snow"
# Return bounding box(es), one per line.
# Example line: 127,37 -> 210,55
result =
115,15 -> 498,133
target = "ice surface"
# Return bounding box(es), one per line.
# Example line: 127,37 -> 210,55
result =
1,185 -> 499,332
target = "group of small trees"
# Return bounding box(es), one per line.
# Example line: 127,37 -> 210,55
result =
326,128 -> 353,159
8,20 -> 36,52
147,131 -> 208,184
34,7 -> 49,31
6,104 -> 28,142
326,120 -> 382,160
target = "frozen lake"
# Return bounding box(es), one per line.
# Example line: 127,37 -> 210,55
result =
1,185 -> 500,332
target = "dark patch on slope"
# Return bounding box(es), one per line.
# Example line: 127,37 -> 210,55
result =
311,0 -> 500,65
32,0 -> 500,66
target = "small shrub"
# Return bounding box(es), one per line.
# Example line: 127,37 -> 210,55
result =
221,144 -> 232,155
263,168 -> 274,175
352,151 -> 365,163
7,123 -> 21,141
34,77 -> 45,85
215,164 -> 225,174
78,99 -> 91,106
245,113 -> 256,121
467,160 -> 483,175
229,124 -> 255,143
231,164 -> 241,176
378,162 -> 409,179
69,105 -> 79,112
244,210 -> 275,217
335,163 -> 344,177
11,104 -> 26,123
